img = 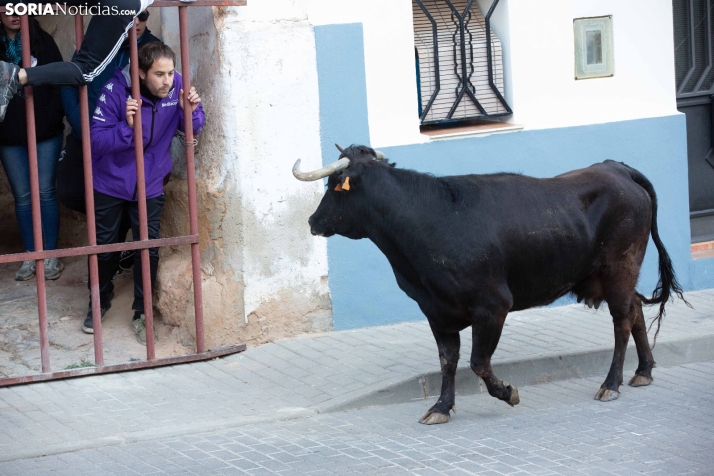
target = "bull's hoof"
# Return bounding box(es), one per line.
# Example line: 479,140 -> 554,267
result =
505,382 -> 520,407
419,410 -> 450,425
594,387 -> 620,402
628,375 -> 653,387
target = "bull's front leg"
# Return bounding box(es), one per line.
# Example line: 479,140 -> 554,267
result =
419,330 -> 460,425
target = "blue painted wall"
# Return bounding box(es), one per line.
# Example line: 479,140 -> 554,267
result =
314,24 -> 371,156
314,24 -> 714,330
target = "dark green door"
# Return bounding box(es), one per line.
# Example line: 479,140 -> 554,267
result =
673,0 -> 714,242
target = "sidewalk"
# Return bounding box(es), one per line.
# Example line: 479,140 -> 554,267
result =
1,289 -> 714,462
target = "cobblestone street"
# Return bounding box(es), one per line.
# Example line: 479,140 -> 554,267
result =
2,360 -> 712,475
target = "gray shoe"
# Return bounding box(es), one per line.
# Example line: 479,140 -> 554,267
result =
132,314 -> 156,345
0,61 -> 21,122
15,260 -> 35,281
44,258 -> 64,280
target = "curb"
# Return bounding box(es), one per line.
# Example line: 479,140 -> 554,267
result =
319,334 -> 714,413
4,335 -> 712,462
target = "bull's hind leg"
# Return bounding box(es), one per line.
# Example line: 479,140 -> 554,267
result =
595,292 -> 636,401
628,295 -> 655,387
419,329 -> 460,425
469,308 -> 519,407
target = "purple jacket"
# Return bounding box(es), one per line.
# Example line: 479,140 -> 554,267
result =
90,65 -> 205,200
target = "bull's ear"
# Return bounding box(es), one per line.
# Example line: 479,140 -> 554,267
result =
334,176 -> 351,192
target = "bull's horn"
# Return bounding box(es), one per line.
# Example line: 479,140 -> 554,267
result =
335,143 -> 345,153
374,150 -> 386,160
293,158 -> 351,181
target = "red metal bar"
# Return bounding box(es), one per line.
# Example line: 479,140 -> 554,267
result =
20,16 -> 51,373
178,7 -> 206,353
128,24 -> 156,359
75,15 -> 105,367
0,235 -> 199,264
0,344 -> 246,387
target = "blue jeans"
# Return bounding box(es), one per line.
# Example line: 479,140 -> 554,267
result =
0,134 -> 63,252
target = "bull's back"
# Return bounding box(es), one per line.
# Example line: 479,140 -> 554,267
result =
429,162 -> 652,310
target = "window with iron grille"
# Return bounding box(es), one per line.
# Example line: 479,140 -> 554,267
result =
413,0 -> 512,125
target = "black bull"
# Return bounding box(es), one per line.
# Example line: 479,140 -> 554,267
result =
294,145 -> 686,425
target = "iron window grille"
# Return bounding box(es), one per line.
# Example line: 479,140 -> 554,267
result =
413,0 -> 512,125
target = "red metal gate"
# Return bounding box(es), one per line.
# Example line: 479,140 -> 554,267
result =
0,0 -> 246,386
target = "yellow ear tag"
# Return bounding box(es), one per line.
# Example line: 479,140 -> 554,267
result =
342,176 -> 351,191
334,183 -> 343,192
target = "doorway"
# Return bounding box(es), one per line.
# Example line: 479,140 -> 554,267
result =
673,0 -> 714,243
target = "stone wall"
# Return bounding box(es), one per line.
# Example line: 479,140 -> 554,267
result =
154,4 -> 332,348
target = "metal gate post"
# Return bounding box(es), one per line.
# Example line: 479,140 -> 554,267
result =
127,25 -> 157,359
178,6 -> 206,353
75,14 -> 105,366
0,0 -> 248,388
19,15 -> 50,372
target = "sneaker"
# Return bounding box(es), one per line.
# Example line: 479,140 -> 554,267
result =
44,258 -> 64,280
82,292 -> 114,334
0,61 -> 21,122
132,314 -> 155,345
119,250 -> 135,271
15,260 -> 35,281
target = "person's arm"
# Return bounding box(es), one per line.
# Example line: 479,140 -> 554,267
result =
90,83 -> 135,156
178,87 -> 205,136
60,50 -> 82,135
61,86 -> 82,135
178,102 -> 205,137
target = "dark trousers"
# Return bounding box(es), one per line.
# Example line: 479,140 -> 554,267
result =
57,134 -> 88,214
59,134 -> 132,260
24,0 -> 142,86
92,190 -> 165,312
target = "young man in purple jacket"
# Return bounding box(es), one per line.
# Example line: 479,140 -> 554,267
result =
85,42 -> 205,344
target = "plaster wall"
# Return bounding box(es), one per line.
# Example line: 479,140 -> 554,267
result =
313,22 -> 707,331
506,0 -> 679,129
156,4 -> 332,347
308,0 -> 423,148
307,0 -> 679,147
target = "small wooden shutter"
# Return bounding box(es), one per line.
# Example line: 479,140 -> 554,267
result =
413,0 -> 507,123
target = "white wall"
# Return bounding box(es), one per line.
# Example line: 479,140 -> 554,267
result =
222,1 -> 330,323
508,0 -> 679,129
156,3 -> 332,345
309,0 -> 679,144
308,0 -> 427,148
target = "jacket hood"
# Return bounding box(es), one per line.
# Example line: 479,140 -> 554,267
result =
120,63 -> 133,88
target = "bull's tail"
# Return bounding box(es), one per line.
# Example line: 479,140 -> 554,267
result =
621,163 -> 689,345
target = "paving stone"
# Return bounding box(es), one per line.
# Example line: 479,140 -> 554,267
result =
2,288 -> 714,475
